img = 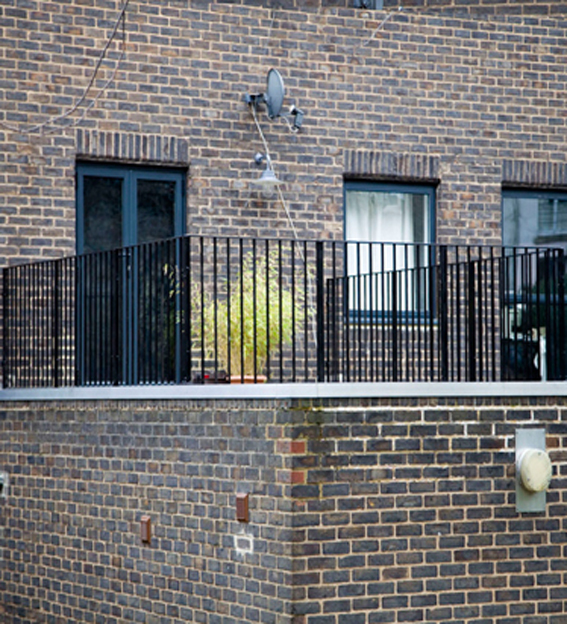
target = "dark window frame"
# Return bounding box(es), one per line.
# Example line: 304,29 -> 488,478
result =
343,180 -> 436,244
76,162 -> 186,254
343,180 -> 437,322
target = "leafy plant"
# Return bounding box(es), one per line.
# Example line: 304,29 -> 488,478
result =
193,251 -> 310,379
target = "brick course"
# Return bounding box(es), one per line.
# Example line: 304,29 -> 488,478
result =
0,395 -> 566,623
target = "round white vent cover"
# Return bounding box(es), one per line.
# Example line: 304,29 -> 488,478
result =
518,448 -> 552,493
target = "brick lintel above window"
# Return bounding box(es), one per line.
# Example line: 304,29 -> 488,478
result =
76,130 -> 189,167
344,150 -> 440,185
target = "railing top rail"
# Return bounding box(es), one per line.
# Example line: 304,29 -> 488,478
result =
3,235 -> 565,274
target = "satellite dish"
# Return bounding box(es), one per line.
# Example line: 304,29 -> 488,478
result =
265,69 -> 285,119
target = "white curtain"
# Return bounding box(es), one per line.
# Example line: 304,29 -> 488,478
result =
345,190 -> 429,313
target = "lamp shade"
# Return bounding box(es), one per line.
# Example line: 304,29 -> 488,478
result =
253,166 -> 282,188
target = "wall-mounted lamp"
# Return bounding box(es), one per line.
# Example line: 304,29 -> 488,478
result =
252,152 -> 282,188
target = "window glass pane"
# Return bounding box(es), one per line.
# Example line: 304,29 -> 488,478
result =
346,190 -> 430,244
346,189 -> 431,273
83,176 -> 123,253
503,195 -> 567,250
137,179 -> 176,244
345,187 -> 432,313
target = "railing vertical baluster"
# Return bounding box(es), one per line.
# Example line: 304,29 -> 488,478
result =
557,249 -> 566,379
90,252 -> 96,384
544,249 -> 552,381
102,252 -> 108,385
416,245 -> 422,381
278,240 -> 283,382
316,240 -> 325,383
477,247 -> 483,382
428,248 -> 435,381
53,260 -> 60,387
467,248 -> 477,382
179,236 -> 189,383
303,240 -> 308,382
113,249 -> 120,384
266,239 -> 271,382
368,242 -> 374,381
355,242 -> 361,382
252,238 -> 257,382
533,249 -> 542,380
546,248 -> 554,380
330,241 -> 339,382
523,247 -> 531,381
226,237 -> 231,380
392,244 -> 398,383
239,238 -> 245,383
185,236 -> 193,382
17,266 -> 21,386
213,237 -> 219,383
198,237 -> 205,382
380,244 -> 386,382
2,267 -> 9,387
291,239 -> 296,383
438,246 -> 448,382
489,247 -> 496,381
404,244 -> 409,381
74,257 -> 80,386
344,241 -> 350,382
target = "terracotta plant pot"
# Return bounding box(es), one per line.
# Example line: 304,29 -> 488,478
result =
230,374 -> 267,384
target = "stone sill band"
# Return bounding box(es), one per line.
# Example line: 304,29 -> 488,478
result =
1,381 -> 567,402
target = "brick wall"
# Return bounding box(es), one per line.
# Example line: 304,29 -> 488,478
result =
2,2 -> 567,267
1,395 -> 566,623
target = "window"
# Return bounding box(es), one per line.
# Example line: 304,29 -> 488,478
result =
503,189 -> 567,251
502,189 -> 567,381
76,162 -> 186,253
344,181 -> 435,314
75,163 -> 186,385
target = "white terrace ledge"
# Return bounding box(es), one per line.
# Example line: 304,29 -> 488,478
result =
1,381 -> 567,402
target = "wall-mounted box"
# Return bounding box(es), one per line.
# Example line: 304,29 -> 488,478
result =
140,515 -> 151,544
236,492 -> 249,522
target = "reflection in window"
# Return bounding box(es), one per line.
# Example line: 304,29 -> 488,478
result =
83,176 -> 123,254
137,179 -> 176,244
503,192 -> 567,251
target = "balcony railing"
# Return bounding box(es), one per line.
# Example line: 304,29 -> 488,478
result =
2,235 -> 566,388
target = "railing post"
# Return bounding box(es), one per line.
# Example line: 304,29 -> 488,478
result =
316,241 -> 325,382
438,246 -> 449,381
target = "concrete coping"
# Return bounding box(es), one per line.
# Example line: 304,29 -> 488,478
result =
1,381 -> 567,402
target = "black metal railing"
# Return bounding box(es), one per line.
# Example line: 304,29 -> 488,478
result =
2,236 -> 566,387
